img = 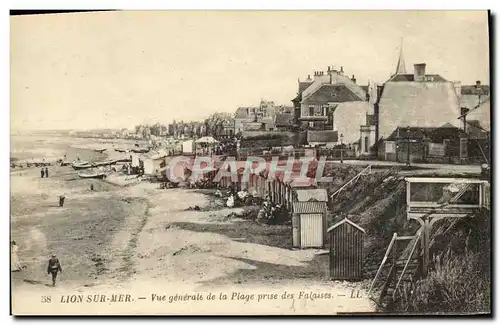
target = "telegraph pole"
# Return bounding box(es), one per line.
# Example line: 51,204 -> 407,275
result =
340,133 -> 344,164
406,126 -> 411,167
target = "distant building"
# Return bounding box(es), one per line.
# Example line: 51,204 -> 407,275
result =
234,100 -> 276,134
360,43 -> 465,155
378,124 -> 466,163
167,124 -> 175,136
458,81 -> 490,134
294,66 -> 369,146
221,119 -> 235,138
121,128 -> 130,139
274,112 -> 294,131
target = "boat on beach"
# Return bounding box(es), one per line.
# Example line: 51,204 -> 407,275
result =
114,148 -> 128,153
114,157 -> 132,163
94,148 -> 107,153
131,147 -> 151,153
72,162 -> 93,170
77,171 -> 107,179
92,159 -> 118,167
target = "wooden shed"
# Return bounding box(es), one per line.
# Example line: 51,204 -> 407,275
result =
327,218 -> 365,280
292,201 -> 328,249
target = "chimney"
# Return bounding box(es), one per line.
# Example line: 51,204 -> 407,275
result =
351,74 -> 356,84
339,66 -> 344,76
453,81 -> 462,98
327,66 -> 331,72
413,63 -> 426,82
307,74 -> 311,81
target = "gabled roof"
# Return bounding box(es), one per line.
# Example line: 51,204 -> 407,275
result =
387,74 -> 447,82
386,126 -> 436,141
299,81 -> 313,94
302,84 -> 364,105
377,81 -> 461,138
327,218 -> 365,233
301,72 -> 367,103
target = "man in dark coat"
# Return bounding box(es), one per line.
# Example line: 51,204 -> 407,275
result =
47,254 -> 62,287
59,195 -> 65,207
45,167 -> 49,178
40,168 -> 45,178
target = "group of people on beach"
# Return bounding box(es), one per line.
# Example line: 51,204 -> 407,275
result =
11,241 -> 63,287
40,167 -> 50,178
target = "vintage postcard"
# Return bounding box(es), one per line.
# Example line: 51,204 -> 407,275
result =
10,10 -> 491,316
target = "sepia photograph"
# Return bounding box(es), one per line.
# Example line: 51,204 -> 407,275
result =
9,10 -> 491,316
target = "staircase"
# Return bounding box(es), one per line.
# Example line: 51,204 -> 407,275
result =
368,230 -> 423,307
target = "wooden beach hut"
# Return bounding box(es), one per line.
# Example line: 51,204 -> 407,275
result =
292,201 -> 328,249
327,218 -> 365,280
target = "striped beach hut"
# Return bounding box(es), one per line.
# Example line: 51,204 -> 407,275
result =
327,218 -> 365,280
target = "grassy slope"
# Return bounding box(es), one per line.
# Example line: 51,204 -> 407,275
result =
317,165 -> 490,313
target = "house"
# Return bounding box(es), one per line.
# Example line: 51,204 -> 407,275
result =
377,64 -> 461,139
294,66 -> 370,146
234,100 -> 277,134
361,43 -> 463,155
221,119 -> 235,138
457,81 -> 490,135
378,124 -> 466,163
274,112 -> 294,131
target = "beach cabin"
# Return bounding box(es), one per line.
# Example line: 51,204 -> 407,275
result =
131,153 -> 141,168
182,140 -> 194,155
142,152 -> 168,175
327,218 -> 365,280
292,201 -> 328,249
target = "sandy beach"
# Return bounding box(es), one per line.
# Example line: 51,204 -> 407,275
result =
10,135 -> 376,315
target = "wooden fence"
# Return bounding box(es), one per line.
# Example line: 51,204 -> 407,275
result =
217,172 -> 295,210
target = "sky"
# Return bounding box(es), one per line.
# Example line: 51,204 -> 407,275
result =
10,10 -> 490,131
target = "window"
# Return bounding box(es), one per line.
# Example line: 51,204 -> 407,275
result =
364,136 -> 369,153
309,106 -> 314,116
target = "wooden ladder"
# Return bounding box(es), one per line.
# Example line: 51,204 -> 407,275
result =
368,230 -> 423,306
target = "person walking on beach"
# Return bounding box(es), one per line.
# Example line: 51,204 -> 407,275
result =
47,254 -> 62,287
90,183 -> 94,191
40,168 -> 45,178
11,241 -> 23,272
45,167 -> 49,178
59,195 -> 66,207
